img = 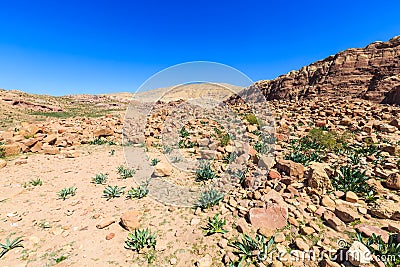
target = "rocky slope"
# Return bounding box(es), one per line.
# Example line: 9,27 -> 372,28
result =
238,36 -> 400,105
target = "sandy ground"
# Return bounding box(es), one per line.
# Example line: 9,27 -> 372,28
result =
0,145 -> 228,267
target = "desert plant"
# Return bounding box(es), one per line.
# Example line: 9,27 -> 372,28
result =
357,233 -> 400,267
223,152 -> 237,164
232,168 -> 248,184
203,214 -> 227,235
220,133 -> 231,147
117,165 -> 135,179
244,114 -> 258,125
57,187 -> 76,200
285,150 -> 322,166
231,234 -> 275,265
29,178 -> 42,186
125,228 -> 156,253
89,137 -> 108,145
127,183 -> 149,199
0,142 -> 4,158
92,173 -> 108,184
331,165 -> 374,197
109,149 -> 115,155
0,236 -> 24,259
162,145 -> 173,154
179,126 -> 190,138
195,188 -> 224,210
196,161 -> 216,182
103,185 -> 125,199
150,158 -> 160,166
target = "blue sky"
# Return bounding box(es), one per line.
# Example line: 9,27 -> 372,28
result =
0,0 -> 399,95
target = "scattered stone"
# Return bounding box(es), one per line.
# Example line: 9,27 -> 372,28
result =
334,205 -> 361,223
323,211 -> 345,232
347,241 -> 372,266
321,195 -> 336,208
385,173 -> 400,190
120,210 -> 142,231
153,162 -> 172,177
0,159 -> 7,169
105,233 -> 115,240
306,162 -> 332,194
369,199 -> 400,220
295,238 -> 310,251
248,205 -> 288,231
355,224 -> 390,243
197,254 -> 212,267
96,218 -> 116,229
345,191 -> 358,203
276,159 -> 305,179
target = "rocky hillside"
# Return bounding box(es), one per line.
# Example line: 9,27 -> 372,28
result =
240,36 -> 400,105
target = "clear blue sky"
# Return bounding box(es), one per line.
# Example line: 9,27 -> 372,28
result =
0,0 -> 399,95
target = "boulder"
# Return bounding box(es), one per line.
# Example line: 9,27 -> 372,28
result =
347,241 -> 372,266
0,159 -> 6,169
355,224 -> 389,243
3,144 -> 21,156
334,205 -> 361,223
153,162 -> 173,177
385,173 -> 400,190
306,162 -> 332,194
323,211 -> 345,232
120,210 -> 142,232
276,159 -> 305,179
369,199 -> 400,221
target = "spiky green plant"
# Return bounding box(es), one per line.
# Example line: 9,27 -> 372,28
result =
244,114 -> 258,125
332,165 -> 374,197
150,158 -> 160,166
127,183 -> 149,199
0,142 -> 4,158
179,126 -> 189,138
117,165 -> 135,179
89,137 -> 108,145
203,214 -> 227,235
220,133 -> 231,147
57,187 -> 76,200
0,236 -> 24,259
29,178 -> 43,186
195,189 -> 224,210
92,173 -> 108,184
231,234 -> 275,265
357,233 -> 400,267
125,228 -> 156,253
103,185 -> 125,199
196,162 -> 216,182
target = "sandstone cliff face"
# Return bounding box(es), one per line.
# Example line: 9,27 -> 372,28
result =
248,36 -> 400,104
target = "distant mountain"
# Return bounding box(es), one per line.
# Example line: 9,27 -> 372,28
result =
233,36 -> 400,105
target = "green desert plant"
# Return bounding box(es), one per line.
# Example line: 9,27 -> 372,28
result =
232,168 -> 248,184
203,214 -> 227,235
0,143 -> 4,158
127,183 -> 149,199
357,233 -> 400,267
231,234 -> 275,265
89,137 -> 108,145
150,158 -> 160,166
103,185 -> 125,199
220,133 -> 231,147
29,178 -> 43,186
195,188 -> 224,210
0,236 -> 24,259
244,114 -> 258,125
162,145 -> 173,154
196,161 -> 216,182
57,187 -> 76,200
109,149 -> 115,156
117,165 -> 135,179
332,165 -> 374,197
92,173 -> 108,184
179,126 -> 190,138
125,228 -> 156,253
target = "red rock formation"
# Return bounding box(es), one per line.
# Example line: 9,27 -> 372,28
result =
234,36 -> 400,105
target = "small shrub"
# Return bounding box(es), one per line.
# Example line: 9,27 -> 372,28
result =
127,183 -> 149,199
89,137 -> 108,145
92,173 -> 108,184
29,178 -> 42,186
195,189 -> 224,210
0,236 -> 24,259
220,133 -> 231,147
103,185 -> 125,199
0,142 -> 4,158
109,149 -> 115,156
117,165 -> 135,179
357,232 -> 400,267
231,234 -> 275,265
196,162 -> 216,182
162,145 -> 173,154
179,126 -> 189,138
55,255 -> 67,263
203,214 -> 227,235
125,228 -> 156,253
332,165 -> 374,197
244,114 -> 258,125
57,187 -> 76,200
150,158 -> 160,166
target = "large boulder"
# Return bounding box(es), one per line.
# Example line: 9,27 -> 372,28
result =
369,199 -> 400,221
306,162 -> 333,194
385,173 -> 400,190
276,159 -> 305,179
153,162 -> 173,177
